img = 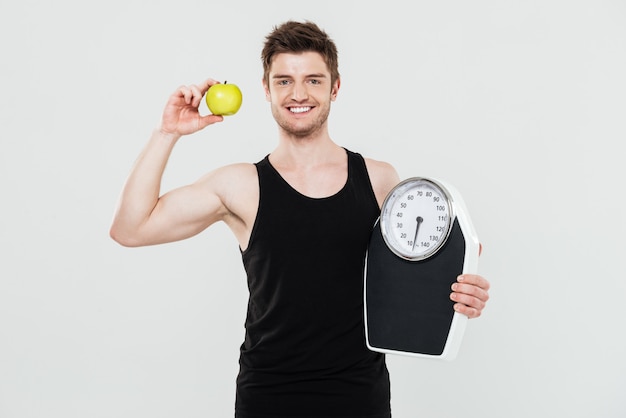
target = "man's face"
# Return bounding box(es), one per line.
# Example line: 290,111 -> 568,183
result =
264,51 -> 340,138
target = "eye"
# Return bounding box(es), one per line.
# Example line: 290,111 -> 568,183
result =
276,79 -> 291,86
308,79 -> 322,85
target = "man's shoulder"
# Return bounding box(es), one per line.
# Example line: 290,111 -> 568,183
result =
363,157 -> 398,181
197,162 -> 258,194
206,162 -> 259,227
219,161 -> 258,176
362,157 -> 401,207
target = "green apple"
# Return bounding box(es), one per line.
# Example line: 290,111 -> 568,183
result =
205,81 -> 243,116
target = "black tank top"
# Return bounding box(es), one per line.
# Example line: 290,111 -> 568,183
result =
236,149 -> 391,418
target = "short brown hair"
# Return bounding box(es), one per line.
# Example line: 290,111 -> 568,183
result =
261,21 -> 340,86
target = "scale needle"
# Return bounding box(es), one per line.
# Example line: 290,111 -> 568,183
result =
412,216 -> 423,251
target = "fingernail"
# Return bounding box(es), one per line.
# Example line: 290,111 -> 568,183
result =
457,275 -> 465,282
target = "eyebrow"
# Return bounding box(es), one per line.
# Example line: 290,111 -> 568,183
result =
271,73 -> 328,79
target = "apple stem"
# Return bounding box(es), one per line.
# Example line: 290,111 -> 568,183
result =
224,80 -> 227,84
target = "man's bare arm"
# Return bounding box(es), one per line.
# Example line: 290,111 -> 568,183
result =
109,79 -> 226,247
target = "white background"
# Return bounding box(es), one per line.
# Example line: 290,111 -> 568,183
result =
1,1 -> 624,417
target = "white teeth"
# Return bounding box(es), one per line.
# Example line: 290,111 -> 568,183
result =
289,107 -> 311,113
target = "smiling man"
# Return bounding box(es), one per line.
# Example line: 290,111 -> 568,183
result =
110,21 -> 490,418
266,52 -> 336,138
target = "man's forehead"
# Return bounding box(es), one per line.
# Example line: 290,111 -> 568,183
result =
269,51 -> 329,75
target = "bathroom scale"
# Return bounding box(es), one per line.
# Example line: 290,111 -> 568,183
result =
364,177 -> 480,360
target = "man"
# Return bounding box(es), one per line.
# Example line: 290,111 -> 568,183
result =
110,20 -> 490,418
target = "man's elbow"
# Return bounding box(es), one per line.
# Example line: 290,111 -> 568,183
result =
109,224 -> 143,248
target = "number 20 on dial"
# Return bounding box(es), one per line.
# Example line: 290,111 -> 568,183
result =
380,177 -> 454,261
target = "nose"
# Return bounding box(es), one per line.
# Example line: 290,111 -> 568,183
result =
291,82 -> 309,102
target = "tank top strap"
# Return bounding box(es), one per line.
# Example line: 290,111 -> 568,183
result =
344,148 -> 379,214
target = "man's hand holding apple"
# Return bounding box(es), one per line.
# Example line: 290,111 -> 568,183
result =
159,78 -> 225,138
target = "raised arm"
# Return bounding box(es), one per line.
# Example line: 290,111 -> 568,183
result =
109,79 -> 229,247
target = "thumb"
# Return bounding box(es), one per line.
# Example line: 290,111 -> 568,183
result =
198,114 -> 224,130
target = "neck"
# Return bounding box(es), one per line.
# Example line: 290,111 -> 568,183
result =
271,124 -> 343,168
268,135 -> 348,199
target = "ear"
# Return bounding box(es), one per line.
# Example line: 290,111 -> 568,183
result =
331,77 -> 341,101
263,78 -> 271,102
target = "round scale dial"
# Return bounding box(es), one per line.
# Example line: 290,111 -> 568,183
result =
380,177 -> 454,261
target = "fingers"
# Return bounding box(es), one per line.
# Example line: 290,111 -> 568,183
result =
176,84 -> 202,108
201,77 -> 221,94
458,274 -> 490,292
175,78 -> 220,107
450,274 -> 490,319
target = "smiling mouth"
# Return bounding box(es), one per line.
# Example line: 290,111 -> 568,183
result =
289,106 -> 312,114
